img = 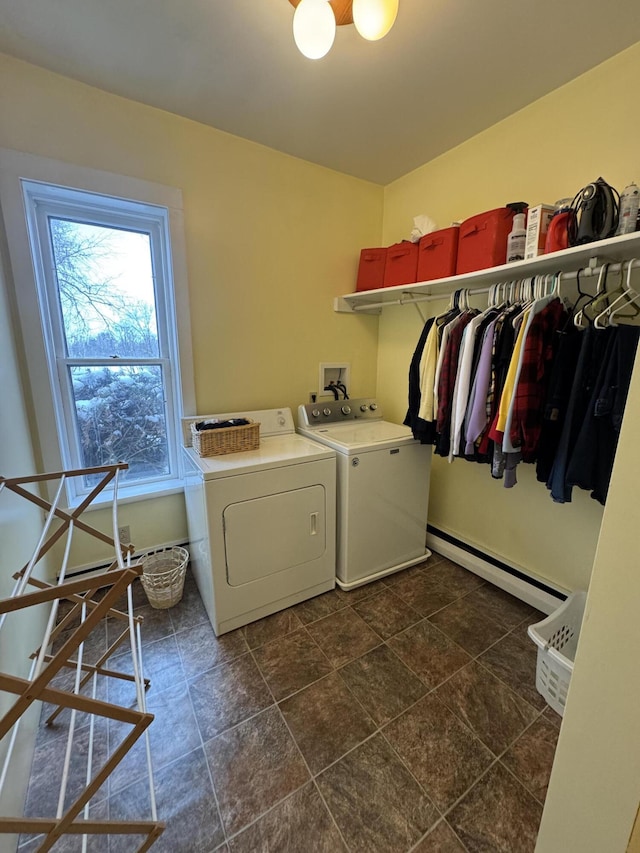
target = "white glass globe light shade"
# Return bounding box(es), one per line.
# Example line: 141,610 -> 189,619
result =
352,0 -> 398,41
293,0 -> 336,59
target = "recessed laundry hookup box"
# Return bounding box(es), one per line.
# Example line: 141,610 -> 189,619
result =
417,226 -> 459,282
383,241 -> 419,288
356,247 -> 388,291
456,206 -> 519,275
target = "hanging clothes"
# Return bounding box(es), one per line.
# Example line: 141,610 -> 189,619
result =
464,317 -> 499,455
403,270 -> 639,508
565,325 -> 639,504
546,326 -> 612,503
404,316 -> 436,443
433,309 -> 459,416
435,310 -> 479,457
477,306 -> 520,461
509,298 -> 567,462
417,320 -> 441,423
490,309 -> 531,443
535,323 -> 583,484
496,299 -> 566,488
502,294 -> 559,454
449,310 -> 493,460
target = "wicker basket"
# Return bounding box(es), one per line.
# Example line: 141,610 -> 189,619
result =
190,420 -> 260,457
139,546 -> 189,609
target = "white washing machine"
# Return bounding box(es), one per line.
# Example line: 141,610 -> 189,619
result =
298,398 -> 431,590
182,408 -> 336,635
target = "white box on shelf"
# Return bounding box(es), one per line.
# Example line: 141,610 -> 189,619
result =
525,204 -> 555,260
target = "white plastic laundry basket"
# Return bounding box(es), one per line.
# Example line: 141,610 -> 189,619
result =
528,591 -> 587,717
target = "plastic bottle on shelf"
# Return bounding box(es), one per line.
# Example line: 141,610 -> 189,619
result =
616,182 -> 640,236
506,202 -> 528,262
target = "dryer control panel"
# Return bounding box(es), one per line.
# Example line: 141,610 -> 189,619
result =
298,398 -> 383,427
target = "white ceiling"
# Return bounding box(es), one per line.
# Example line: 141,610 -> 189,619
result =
1,0 -> 639,184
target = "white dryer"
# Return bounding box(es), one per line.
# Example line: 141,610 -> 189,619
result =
298,399 -> 431,590
182,408 -> 336,635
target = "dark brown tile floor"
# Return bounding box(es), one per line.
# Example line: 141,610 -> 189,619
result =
19,552 -> 561,853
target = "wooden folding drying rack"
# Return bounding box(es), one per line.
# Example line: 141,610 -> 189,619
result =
0,463 -> 165,852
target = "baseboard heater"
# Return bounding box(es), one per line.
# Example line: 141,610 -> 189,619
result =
426,525 -> 566,616
59,540 -> 190,582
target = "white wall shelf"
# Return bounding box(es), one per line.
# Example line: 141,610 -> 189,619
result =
334,230 -> 640,314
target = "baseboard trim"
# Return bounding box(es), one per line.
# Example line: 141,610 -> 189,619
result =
59,539 -> 189,582
426,525 -> 567,615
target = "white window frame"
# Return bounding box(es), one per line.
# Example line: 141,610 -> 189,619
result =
0,149 -> 195,507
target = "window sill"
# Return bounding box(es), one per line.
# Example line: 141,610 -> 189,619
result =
67,478 -> 185,512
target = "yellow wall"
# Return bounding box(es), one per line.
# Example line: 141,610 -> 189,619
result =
0,52 -> 382,568
0,239 -> 50,840
378,41 -> 640,592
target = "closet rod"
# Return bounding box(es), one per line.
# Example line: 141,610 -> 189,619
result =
351,286 -> 492,313
347,258 -> 637,313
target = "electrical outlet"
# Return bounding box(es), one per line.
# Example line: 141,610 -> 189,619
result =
309,391 -> 318,403
118,525 -> 131,545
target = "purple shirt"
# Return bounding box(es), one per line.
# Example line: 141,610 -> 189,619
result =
464,319 -> 498,454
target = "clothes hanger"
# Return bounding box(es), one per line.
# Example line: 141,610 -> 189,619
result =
477,285 -> 499,320
595,289 -> 640,327
574,263 -> 609,328
556,267 -> 587,331
572,267 -> 590,307
520,274 -> 556,328
511,277 -> 537,328
534,276 -> 543,300
608,290 -> 640,326
587,261 -> 626,322
434,288 -> 461,328
592,260 -> 627,329
594,259 -> 640,328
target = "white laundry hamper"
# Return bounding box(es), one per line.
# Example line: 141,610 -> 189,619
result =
528,591 -> 587,717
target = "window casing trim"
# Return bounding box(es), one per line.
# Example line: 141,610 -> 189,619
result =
0,149 -> 195,505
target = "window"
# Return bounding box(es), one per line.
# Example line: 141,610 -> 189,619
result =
15,178 -> 188,503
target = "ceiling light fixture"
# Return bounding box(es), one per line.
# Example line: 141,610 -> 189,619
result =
292,0 -> 336,60
289,0 -> 398,59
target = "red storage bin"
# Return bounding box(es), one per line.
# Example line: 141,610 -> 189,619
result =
383,241 -> 419,288
417,227 -> 459,282
356,247 -> 387,292
456,207 -> 520,275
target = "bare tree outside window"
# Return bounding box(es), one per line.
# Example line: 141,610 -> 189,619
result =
49,218 -> 170,487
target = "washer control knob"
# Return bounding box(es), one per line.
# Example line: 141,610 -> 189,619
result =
369,403 -> 378,411
341,406 -> 351,415
360,404 -> 368,412
323,408 -> 332,417
312,409 -> 320,418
